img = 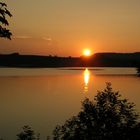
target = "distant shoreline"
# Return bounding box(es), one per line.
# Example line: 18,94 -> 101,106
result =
0,52 -> 140,68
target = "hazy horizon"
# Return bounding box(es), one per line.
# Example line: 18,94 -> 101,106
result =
1,51 -> 140,57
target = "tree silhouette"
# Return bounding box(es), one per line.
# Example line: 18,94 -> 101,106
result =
17,125 -> 37,140
136,67 -> 140,77
53,83 -> 140,140
0,2 -> 12,39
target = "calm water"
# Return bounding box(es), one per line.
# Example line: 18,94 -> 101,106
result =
0,67 -> 140,140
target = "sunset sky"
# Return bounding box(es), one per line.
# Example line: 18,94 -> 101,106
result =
0,0 -> 140,56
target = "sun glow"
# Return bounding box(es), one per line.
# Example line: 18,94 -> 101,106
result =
83,49 -> 91,56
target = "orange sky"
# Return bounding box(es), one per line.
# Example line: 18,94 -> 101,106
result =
0,0 -> 140,56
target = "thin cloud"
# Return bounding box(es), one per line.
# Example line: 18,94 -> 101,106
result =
14,35 -> 32,39
42,37 -> 52,41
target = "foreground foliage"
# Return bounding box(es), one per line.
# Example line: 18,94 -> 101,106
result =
0,1 -> 12,39
136,67 -> 140,77
53,83 -> 140,140
17,126 -> 38,140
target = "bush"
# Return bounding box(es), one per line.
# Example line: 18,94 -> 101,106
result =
53,83 -> 140,140
17,125 -> 38,140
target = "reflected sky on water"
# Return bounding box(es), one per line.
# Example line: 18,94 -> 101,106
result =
0,68 -> 139,140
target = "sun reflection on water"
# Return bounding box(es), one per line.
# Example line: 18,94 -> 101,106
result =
84,68 -> 90,93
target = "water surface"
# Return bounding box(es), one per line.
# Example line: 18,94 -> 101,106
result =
0,68 -> 139,140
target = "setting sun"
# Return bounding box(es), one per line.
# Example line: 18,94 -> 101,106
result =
83,49 -> 91,56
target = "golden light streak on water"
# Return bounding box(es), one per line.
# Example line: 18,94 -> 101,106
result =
84,68 -> 90,93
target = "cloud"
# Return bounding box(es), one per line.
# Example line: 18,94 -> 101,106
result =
42,37 -> 52,41
13,36 -> 53,46
14,35 -> 32,39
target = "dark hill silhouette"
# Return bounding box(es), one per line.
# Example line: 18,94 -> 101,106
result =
0,52 -> 140,67
90,52 -> 140,67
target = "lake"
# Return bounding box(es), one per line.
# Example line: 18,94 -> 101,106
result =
0,67 -> 140,140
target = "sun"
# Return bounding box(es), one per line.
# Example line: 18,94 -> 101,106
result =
83,49 -> 91,56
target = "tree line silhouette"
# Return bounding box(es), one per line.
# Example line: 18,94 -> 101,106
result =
0,53 -> 140,67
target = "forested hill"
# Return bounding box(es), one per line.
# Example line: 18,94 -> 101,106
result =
0,52 -> 140,67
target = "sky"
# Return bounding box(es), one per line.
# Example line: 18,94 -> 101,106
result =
0,0 -> 140,56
